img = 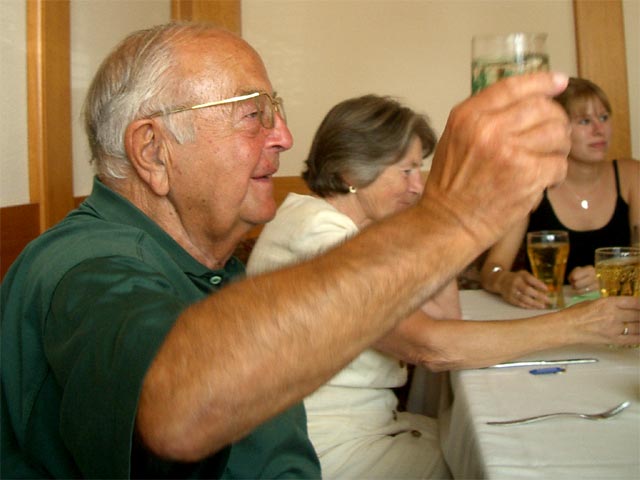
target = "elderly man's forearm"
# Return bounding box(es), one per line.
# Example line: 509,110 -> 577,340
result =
136,198 -> 478,459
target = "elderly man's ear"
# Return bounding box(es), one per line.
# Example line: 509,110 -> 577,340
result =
125,119 -> 171,196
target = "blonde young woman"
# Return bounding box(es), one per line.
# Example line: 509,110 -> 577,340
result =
247,94 -> 639,479
482,77 -> 640,309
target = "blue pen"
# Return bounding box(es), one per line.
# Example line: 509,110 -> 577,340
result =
529,367 -> 566,375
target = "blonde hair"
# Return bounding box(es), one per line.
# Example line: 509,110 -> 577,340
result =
553,77 -> 612,116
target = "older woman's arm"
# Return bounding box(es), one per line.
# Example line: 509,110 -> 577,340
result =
419,280 -> 461,320
374,296 -> 640,372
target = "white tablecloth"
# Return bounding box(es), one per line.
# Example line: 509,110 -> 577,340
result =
440,289 -> 640,479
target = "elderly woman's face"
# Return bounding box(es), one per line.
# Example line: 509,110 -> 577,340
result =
357,135 -> 425,223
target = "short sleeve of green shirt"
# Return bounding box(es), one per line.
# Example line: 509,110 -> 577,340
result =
46,255 -> 198,477
2,178 -> 320,479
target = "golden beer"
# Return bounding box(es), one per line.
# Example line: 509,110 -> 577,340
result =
527,241 -> 570,308
596,247 -> 640,349
596,256 -> 640,298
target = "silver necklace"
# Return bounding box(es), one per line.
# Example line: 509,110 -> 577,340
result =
563,178 -> 600,210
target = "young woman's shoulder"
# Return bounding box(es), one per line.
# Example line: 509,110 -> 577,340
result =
616,158 -> 639,183
615,158 -> 640,205
616,157 -> 640,170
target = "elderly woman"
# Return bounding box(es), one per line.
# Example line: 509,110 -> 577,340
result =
247,95 -> 639,479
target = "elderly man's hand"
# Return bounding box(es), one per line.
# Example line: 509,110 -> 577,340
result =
424,72 -> 570,249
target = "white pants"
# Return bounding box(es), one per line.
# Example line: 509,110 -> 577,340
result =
308,410 -> 451,479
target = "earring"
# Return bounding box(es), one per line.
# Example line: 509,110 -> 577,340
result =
348,185 -> 357,194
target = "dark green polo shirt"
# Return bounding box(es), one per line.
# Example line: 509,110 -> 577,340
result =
1,177 -> 320,479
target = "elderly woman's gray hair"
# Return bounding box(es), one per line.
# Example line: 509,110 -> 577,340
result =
83,22 -> 222,180
302,95 -> 437,197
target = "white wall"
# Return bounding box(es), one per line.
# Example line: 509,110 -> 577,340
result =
70,0 -> 170,197
242,0 -> 578,175
1,0 -> 638,206
0,0 -> 29,206
623,0 -> 639,157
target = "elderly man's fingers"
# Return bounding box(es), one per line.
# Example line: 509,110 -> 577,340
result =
423,71 -> 572,248
501,97 -> 571,143
470,72 -> 569,111
480,93 -> 571,188
511,150 -> 569,190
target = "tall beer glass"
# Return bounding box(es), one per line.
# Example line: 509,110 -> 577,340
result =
526,230 -> 569,309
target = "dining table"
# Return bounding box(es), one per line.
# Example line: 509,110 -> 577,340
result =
437,288 -> 640,479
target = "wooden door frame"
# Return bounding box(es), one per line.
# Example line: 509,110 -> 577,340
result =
26,0 -> 74,231
171,0 -> 241,34
573,0 -> 631,159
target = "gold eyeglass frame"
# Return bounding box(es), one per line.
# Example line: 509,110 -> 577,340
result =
147,91 -> 285,128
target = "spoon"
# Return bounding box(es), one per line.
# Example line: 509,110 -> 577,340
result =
487,401 -> 631,426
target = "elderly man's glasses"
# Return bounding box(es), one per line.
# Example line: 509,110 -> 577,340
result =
148,91 -> 286,129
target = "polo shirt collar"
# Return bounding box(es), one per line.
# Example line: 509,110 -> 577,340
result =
81,177 -> 243,279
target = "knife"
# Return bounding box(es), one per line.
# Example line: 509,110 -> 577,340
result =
485,358 -> 598,369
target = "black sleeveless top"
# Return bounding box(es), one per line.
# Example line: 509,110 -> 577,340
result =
525,160 -> 631,283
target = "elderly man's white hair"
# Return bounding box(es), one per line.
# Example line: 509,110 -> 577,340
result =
83,22 -> 233,180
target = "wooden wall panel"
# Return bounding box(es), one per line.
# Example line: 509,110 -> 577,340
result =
0,204 -> 40,279
573,0 -> 631,159
27,0 -> 74,231
171,0 -> 241,34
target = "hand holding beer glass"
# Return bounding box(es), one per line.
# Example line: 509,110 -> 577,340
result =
596,247 -> 640,348
527,230 -> 569,309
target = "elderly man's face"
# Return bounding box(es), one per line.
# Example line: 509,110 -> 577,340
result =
164,34 -> 293,246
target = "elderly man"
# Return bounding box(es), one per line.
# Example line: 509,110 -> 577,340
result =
2,22 -> 572,478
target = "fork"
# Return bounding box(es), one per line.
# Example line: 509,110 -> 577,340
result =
486,401 -> 631,426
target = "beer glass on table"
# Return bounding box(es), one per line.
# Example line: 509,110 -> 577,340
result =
595,247 -> 640,298
526,230 -> 569,309
472,32 -> 549,94
596,247 -> 640,348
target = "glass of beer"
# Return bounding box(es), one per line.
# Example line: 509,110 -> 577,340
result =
472,32 -> 549,94
595,247 -> 640,298
596,247 -> 640,348
526,230 -> 569,308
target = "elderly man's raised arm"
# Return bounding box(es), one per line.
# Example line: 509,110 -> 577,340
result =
136,72 -> 571,461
